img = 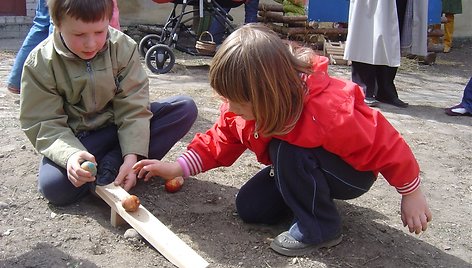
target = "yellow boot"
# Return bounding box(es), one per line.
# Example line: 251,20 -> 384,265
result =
443,13 -> 455,53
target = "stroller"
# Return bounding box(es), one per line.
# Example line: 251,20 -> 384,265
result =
139,0 -> 243,74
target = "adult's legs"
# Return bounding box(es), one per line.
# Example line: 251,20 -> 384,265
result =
396,0 -> 407,37
376,65 -> 408,107
244,0 -> 259,23
461,77 -> 472,113
148,96 -> 198,160
375,65 -> 398,101
208,7 -> 232,45
351,61 -> 378,105
443,13 -> 455,52
7,0 -> 51,93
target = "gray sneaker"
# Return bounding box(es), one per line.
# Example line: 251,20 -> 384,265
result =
364,97 -> 379,107
270,231 -> 342,256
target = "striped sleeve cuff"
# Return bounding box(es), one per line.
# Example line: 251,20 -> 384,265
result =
396,176 -> 421,195
177,157 -> 190,178
178,149 -> 203,176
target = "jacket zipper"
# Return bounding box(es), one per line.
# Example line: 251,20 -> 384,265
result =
269,165 -> 274,177
86,61 -> 97,110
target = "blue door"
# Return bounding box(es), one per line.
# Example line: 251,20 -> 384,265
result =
308,0 -> 442,25
307,0 -> 349,23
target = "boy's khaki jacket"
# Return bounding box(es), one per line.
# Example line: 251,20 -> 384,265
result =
20,27 -> 152,168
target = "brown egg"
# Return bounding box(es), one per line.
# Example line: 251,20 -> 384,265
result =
121,195 -> 140,212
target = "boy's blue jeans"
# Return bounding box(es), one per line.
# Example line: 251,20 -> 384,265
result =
236,139 -> 376,244
461,76 -> 472,113
208,0 -> 259,44
7,0 -> 53,90
37,96 -> 198,206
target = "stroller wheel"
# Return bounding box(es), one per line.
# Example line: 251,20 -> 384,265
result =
145,44 -> 175,74
139,34 -> 162,58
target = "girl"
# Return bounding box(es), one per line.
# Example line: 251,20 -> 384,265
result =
133,24 -> 432,256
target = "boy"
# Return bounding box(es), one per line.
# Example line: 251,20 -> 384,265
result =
20,0 -> 197,205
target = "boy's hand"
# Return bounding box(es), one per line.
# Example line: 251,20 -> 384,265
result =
114,154 -> 138,191
132,159 -> 183,182
67,151 -> 96,187
400,187 -> 433,234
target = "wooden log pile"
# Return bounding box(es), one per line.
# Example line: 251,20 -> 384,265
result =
258,2 -> 349,63
258,3 -> 347,37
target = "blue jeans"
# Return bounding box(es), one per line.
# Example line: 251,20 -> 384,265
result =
461,77 -> 472,113
208,0 -> 260,44
236,140 -> 376,244
7,0 -> 53,91
37,96 -> 198,206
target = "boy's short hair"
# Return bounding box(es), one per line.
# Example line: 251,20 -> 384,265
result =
47,0 -> 114,27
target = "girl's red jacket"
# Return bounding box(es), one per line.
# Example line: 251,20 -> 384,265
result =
183,56 -> 420,195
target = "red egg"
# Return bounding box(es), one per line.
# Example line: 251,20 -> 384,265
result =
165,177 -> 184,193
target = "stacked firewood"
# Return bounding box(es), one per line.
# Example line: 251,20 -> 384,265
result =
258,2 -> 349,64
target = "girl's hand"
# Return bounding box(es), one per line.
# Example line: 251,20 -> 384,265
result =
114,154 -> 138,191
132,159 -> 183,182
400,187 -> 433,234
66,151 -> 96,187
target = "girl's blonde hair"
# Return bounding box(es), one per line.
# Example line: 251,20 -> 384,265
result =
47,0 -> 113,27
210,23 -> 316,137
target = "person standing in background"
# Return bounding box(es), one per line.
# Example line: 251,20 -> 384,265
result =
343,0 -> 428,108
445,76 -> 472,116
208,0 -> 259,45
6,0 -> 120,94
110,0 -> 121,30
6,0 -> 52,94
431,0 -> 462,53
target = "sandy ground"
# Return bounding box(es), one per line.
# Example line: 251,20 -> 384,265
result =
0,37 -> 471,268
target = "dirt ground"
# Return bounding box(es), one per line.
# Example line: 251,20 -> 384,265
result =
0,36 -> 471,268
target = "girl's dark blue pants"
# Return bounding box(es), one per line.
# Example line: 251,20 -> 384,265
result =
236,139 -> 376,244
37,96 -> 197,205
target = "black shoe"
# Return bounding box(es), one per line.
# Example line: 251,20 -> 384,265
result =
270,231 -> 342,257
96,162 -> 119,186
378,98 -> 409,108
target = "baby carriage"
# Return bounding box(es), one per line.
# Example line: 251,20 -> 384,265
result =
139,0 -> 243,74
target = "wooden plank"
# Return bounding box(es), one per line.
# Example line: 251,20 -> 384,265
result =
110,208 -> 126,227
95,183 -> 209,268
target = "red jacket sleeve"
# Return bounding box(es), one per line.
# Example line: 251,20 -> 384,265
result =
186,104 -> 268,173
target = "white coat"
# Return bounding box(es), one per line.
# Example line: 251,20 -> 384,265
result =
343,0 -> 428,67
344,0 -> 401,67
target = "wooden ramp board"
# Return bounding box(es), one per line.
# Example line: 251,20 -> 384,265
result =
95,183 -> 209,268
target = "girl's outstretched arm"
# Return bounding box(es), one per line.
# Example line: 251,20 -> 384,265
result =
132,160 -> 183,182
